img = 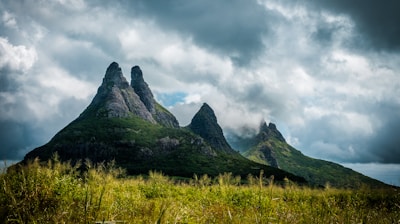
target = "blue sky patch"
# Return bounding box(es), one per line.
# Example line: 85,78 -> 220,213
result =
155,92 -> 187,107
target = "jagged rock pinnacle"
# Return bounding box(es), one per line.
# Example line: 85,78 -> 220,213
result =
131,65 -> 144,81
79,62 -> 156,122
258,121 -> 286,142
103,62 -> 130,88
189,103 -> 234,152
131,66 -> 155,113
130,66 -> 180,128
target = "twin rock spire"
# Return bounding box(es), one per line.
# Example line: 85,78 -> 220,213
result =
81,62 -> 179,128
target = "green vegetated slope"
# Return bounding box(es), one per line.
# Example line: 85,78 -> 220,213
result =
25,114 -> 303,182
23,62 -> 305,183
239,122 -> 388,188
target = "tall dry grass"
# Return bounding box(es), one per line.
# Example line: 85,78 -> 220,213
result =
1,158 -> 399,223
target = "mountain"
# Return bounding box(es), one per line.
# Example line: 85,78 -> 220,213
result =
230,121 -> 388,188
22,62 -> 306,183
131,66 -> 179,128
188,103 -> 234,153
78,62 -> 155,121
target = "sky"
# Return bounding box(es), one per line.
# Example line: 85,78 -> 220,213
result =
1,0 -> 400,186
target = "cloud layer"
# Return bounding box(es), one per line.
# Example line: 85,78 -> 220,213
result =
0,0 -> 399,167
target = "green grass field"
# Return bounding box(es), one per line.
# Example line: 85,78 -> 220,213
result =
1,159 -> 399,223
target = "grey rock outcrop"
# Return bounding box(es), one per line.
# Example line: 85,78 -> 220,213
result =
259,145 -> 279,168
131,66 -> 179,128
80,62 -> 156,123
131,66 -> 155,113
189,103 -> 234,153
258,121 -> 286,142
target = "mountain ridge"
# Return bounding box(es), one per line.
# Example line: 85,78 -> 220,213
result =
22,62 -> 306,184
229,121 -> 389,188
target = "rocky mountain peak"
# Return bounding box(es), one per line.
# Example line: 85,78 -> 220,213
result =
258,121 -> 286,142
131,65 -> 144,81
103,62 -> 129,89
189,103 -> 234,152
130,66 -> 179,128
130,65 -> 155,113
268,122 -> 277,130
79,62 -> 155,122
199,103 -> 218,122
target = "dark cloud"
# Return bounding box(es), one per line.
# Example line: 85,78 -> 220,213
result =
128,0 -> 273,65
293,115 -> 377,163
370,121 -> 400,163
0,121 -> 39,160
0,68 -> 20,92
366,103 -> 400,163
312,21 -> 344,45
308,0 -> 400,51
290,95 -> 400,164
0,96 -> 89,160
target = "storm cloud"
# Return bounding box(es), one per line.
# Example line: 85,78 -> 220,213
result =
127,0 -> 274,65
308,0 -> 400,51
0,0 -> 399,178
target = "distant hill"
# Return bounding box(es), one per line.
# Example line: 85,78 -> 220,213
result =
229,121 -> 389,188
22,62 -> 306,183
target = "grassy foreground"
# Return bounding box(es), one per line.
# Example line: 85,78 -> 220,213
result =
1,159 -> 399,223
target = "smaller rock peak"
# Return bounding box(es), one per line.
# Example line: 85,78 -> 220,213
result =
199,103 -> 217,121
130,65 -> 180,128
258,120 -> 286,142
201,103 -> 215,112
259,120 -> 269,132
130,65 -> 155,114
201,103 -> 212,111
259,121 -> 277,131
189,102 -> 234,152
268,122 -> 277,130
131,65 -> 144,82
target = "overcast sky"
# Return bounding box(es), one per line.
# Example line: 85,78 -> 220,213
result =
1,0 -> 400,184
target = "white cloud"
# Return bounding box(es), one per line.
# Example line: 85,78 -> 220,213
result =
118,21 -> 180,61
19,65 -> 96,121
184,93 -> 202,104
118,21 -> 233,86
308,140 -> 355,161
36,66 -> 96,100
56,0 -> 86,10
2,11 -> 17,29
288,67 -> 315,96
259,0 -> 308,20
0,37 -> 37,72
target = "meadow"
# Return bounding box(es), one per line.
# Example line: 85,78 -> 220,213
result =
1,158 -> 399,223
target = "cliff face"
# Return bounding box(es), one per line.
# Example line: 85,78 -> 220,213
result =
79,62 -> 155,123
188,103 -> 235,153
79,62 -> 179,128
131,65 -> 179,128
